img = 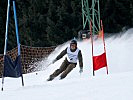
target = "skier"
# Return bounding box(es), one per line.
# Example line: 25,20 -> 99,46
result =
47,39 -> 83,81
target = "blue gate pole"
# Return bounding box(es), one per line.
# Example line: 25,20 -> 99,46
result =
13,0 -> 20,55
4,0 -> 10,56
2,0 -> 11,91
13,0 -> 24,86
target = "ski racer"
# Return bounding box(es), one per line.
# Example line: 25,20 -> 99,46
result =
47,39 -> 83,81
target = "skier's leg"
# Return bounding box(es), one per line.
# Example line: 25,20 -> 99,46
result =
60,64 -> 76,79
47,59 -> 69,81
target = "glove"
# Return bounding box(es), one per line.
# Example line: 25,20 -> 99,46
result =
79,68 -> 83,73
52,59 -> 57,64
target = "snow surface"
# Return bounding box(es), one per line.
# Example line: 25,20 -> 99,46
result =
0,29 -> 133,100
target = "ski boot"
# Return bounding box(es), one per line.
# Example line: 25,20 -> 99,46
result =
47,76 -> 54,81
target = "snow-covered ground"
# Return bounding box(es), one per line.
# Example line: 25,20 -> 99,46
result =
0,29 -> 133,100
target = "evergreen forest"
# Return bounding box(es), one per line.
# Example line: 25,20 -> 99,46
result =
0,0 -> 133,53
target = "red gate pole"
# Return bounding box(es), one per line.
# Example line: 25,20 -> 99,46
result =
101,20 -> 108,74
90,21 -> 95,76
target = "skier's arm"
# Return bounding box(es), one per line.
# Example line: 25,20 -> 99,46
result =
55,48 -> 67,61
78,50 -> 83,69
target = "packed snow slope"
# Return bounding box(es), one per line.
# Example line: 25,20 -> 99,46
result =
0,29 -> 133,100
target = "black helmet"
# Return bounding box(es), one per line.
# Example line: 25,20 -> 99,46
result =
70,39 -> 77,45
